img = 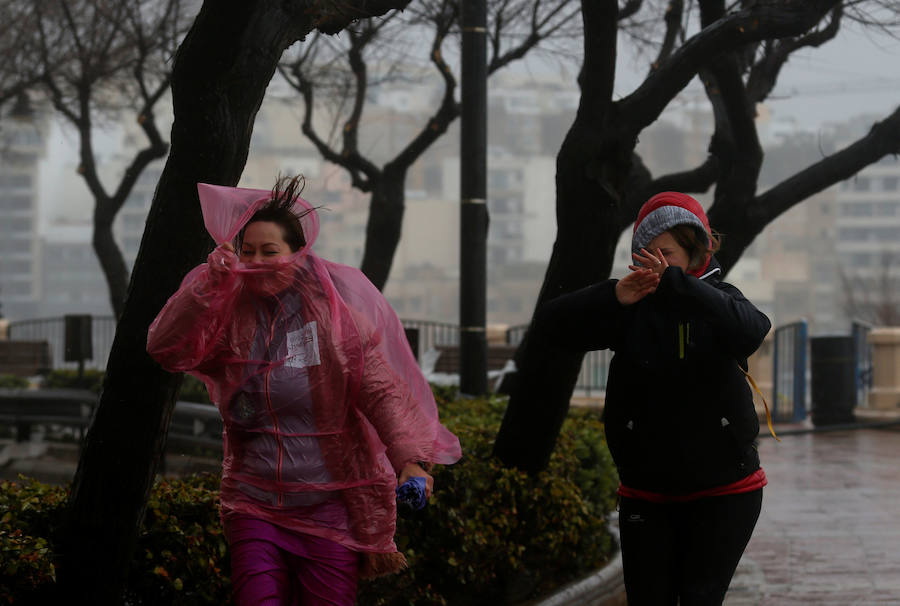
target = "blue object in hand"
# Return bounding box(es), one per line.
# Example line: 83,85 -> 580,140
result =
396,476 -> 428,518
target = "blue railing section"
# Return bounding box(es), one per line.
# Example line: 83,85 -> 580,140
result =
851,320 -> 873,408
772,320 -> 808,423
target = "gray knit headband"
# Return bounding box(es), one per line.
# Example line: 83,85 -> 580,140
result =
632,206 -> 708,254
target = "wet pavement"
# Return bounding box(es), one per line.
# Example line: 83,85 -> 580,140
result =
726,427 -> 900,605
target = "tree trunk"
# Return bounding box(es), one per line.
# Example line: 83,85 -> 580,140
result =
494,0 -> 627,471
57,1 -> 407,601
92,207 -> 130,319
359,163 -> 407,290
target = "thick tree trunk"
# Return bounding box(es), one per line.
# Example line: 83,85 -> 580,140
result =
57,1 -> 407,602
493,133 -> 631,471
359,164 -> 407,290
494,0 -> 627,471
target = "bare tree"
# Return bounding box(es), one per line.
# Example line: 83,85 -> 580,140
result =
0,1 -> 50,109
21,0 -> 191,318
840,251 -> 900,326
494,0 -> 900,472
280,0 -> 581,290
58,1 -> 414,603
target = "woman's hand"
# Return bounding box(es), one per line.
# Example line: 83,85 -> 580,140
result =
398,462 -> 433,498
207,242 -> 237,286
629,247 -> 668,276
615,268 -> 660,305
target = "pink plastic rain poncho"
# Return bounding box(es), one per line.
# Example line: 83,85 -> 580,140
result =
147,183 -> 461,575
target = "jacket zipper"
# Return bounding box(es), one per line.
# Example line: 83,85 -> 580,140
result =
263,308 -> 284,507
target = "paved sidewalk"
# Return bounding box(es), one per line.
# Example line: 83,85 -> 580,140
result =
726,427 -> 900,605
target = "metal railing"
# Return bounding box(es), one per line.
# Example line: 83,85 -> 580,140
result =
851,319 -> 873,408
6,315 -> 875,418
505,323 -> 529,346
400,319 -> 459,358
772,320 -> 808,423
504,322 -> 611,396
7,316 -> 117,371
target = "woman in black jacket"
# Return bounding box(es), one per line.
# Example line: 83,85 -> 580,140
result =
534,192 -> 771,605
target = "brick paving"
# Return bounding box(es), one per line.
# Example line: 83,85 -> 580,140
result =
726,427 -> 900,605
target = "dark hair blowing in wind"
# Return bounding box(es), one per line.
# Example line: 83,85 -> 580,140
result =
239,175 -> 310,252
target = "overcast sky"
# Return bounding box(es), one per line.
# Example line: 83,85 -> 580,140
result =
609,15 -> 900,133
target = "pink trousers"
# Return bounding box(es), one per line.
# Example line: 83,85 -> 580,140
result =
228,517 -> 360,606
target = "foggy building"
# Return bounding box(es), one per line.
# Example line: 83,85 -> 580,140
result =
834,155 -> 900,326
39,224 -> 112,318
0,112 -> 47,321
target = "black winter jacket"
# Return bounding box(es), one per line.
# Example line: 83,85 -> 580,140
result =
533,259 -> 771,495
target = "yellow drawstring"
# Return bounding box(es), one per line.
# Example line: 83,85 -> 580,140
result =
739,367 -> 780,442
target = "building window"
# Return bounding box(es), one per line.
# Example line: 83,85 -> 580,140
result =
0,217 -> 32,233
0,195 -> 31,211
852,177 -> 871,191
0,173 -> 32,188
877,202 -> 900,217
424,164 -> 442,194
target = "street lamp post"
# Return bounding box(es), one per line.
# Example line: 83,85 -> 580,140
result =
459,0 -> 488,395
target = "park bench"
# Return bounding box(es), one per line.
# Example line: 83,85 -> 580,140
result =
0,388 -> 223,454
167,401 -> 223,451
0,388 -> 96,442
432,344 -> 518,375
0,341 -> 52,378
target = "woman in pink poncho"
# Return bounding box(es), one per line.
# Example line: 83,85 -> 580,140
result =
147,176 -> 461,605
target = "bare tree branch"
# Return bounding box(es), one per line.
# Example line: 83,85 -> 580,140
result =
650,0 -> 684,72
745,4 -> 842,103
23,0 -> 191,316
619,0 -> 842,135
619,0 -> 643,20
754,105 -> 900,229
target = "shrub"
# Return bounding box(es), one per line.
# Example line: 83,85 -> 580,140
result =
357,397 -> 618,605
41,369 -> 105,393
0,478 -> 68,605
38,370 -> 212,406
0,474 -> 229,606
176,375 -> 211,404
124,473 -> 230,605
0,375 -> 28,389
0,395 -> 618,605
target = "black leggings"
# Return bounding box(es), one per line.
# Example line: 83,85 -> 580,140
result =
618,489 -> 762,606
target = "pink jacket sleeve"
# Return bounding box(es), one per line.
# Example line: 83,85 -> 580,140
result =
147,264 -> 239,373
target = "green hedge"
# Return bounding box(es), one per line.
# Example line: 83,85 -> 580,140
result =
40,369 -> 106,393
37,370 -> 211,405
0,394 -> 618,605
0,375 -> 29,389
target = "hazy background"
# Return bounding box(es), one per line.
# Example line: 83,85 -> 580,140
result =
3,13 -> 899,338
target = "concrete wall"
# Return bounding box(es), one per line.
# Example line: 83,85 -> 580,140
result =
868,327 -> 900,412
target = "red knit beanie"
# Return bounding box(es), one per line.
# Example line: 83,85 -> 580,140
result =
632,192 -> 712,277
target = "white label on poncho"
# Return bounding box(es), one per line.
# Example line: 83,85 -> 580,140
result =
286,322 -> 321,369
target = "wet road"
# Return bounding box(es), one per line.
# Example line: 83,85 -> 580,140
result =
726,428 -> 900,605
